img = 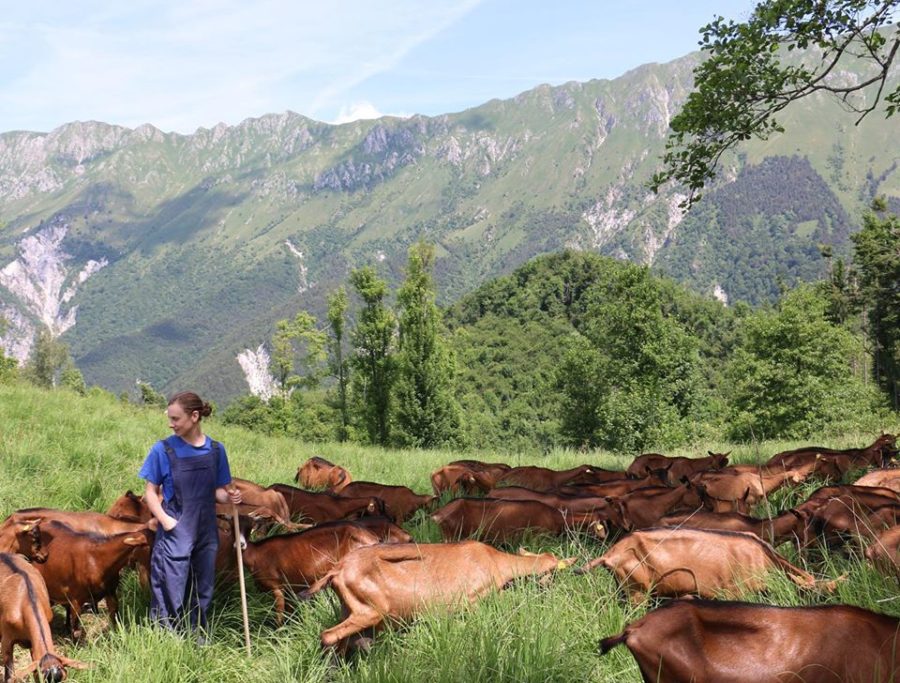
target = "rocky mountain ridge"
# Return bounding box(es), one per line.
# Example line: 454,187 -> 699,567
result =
0,49 -> 896,402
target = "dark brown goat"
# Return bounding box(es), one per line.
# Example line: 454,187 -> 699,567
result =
267,483 -> 385,523
613,484 -> 706,530
486,486 -> 625,529
332,482 -> 434,523
13,520 -> 152,639
627,451 -> 729,480
766,433 -> 897,472
555,475 -> 666,499
495,465 -> 618,491
600,599 -> 900,683
655,508 -> 807,547
237,522 -> 386,624
431,498 -> 608,544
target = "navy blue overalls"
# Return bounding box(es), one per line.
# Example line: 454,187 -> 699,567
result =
149,436 -> 220,632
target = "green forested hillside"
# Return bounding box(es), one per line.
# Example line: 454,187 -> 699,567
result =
0,45 -> 896,403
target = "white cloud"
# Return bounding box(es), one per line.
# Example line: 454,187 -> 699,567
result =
332,102 -> 386,124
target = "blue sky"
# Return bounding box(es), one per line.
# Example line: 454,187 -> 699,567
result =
0,1 -> 757,134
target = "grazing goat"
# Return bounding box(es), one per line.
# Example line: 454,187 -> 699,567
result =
301,542 -> 574,652
295,457 -> 352,492
600,598 -> 900,683
1,552 -> 88,682
577,528 -> 836,603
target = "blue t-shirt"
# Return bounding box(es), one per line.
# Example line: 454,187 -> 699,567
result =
139,435 -> 232,503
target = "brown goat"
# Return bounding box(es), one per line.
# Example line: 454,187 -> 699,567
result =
767,433 -> 898,471
105,491 -> 152,522
655,508 -> 807,547
800,497 -> 900,550
627,451 -> 729,480
0,509 -> 152,588
447,460 -> 511,480
555,475 -> 667,499
430,465 -> 497,496
0,552 -> 88,683
855,468 -> 900,494
295,457 -> 352,492
13,520 -> 152,640
690,468 -> 807,512
332,482 -> 434,523
229,477 -> 294,526
612,484 -> 705,530
237,522 -> 385,624
577,528 -> 835,603
430,498 -> 608,544
301,541 -> 575,651
486,486 -> 625,529
866,525 -> 900,576
495,465 -> 615,491
267,483 -> 385,523
600,598 -> 900,683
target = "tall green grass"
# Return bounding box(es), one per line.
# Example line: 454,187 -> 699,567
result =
1,382 -> 898,682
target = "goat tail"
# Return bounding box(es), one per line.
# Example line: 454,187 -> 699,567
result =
299,569 -> 337,600
598,631 -> 628,655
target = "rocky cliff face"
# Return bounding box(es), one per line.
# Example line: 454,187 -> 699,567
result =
0,217 -> 106,362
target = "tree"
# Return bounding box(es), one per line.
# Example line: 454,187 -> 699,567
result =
326,287 -> 351,442
270,311 -> 326,399
349,267 -> 396,446
556,264 -> 704,452
136,380 -> 167,408
851,199 -> 900,408
392,243 -> 461,448
653,0 -> 900,204
0,316 -> 17,382
726,284 -> 883,440
23,328 -> 72,389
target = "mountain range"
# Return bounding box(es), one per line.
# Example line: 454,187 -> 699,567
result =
0,47 -> 897,403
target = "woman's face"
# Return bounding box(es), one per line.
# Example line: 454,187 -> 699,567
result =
167,402 -> 198,438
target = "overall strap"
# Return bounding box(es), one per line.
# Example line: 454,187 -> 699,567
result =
162,436 -> 181,508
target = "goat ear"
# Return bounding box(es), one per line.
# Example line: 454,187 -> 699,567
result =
17,517 -> 42,531
59,656 -> 90,670
518,548 -> 539,557
124,535 -> 148,546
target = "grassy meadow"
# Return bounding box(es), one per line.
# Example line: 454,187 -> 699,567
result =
1,381 -> 899,682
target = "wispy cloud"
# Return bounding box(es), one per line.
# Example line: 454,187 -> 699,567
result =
0,1 -> 482,133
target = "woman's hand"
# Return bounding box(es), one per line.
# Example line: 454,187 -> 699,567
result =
227,488 -> 242,505
161,514 -> 178,532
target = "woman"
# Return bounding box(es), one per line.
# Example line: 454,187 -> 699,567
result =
139,391 -> 241,634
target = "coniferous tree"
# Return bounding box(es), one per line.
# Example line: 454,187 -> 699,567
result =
392,243 -> 461,448
851,199 -> 900,409
326,287 -> 351,442
349,267 -> 396,446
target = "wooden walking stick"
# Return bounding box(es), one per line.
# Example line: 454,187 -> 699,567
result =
229,490 -> 252,656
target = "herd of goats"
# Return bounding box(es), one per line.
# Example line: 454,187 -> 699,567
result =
1,432 -> 900,682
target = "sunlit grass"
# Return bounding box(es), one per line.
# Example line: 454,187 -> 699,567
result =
1,381 -> 897,682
